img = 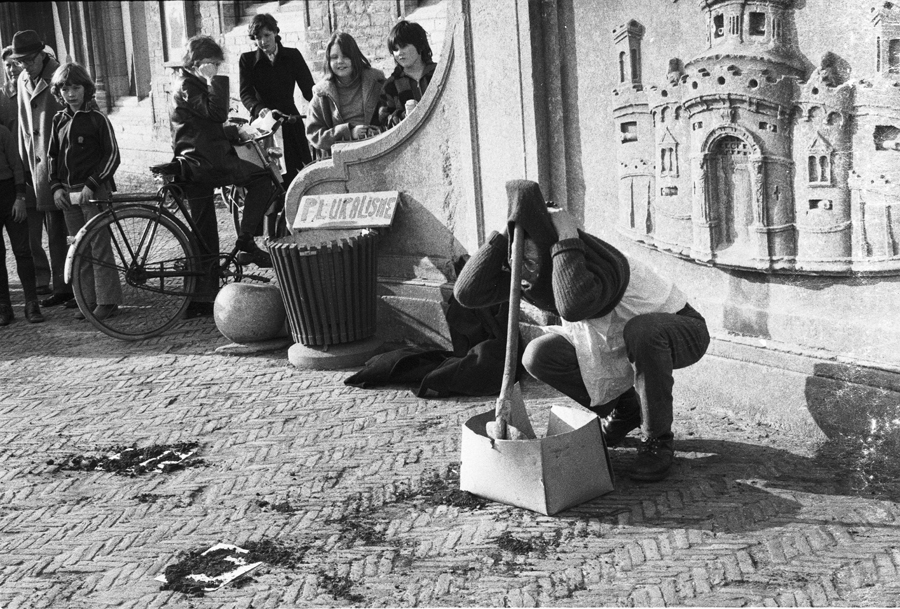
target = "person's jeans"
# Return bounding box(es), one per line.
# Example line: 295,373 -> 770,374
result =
523,304 -> 710,439
62,188 -> 123,306
0,178 -> 38,306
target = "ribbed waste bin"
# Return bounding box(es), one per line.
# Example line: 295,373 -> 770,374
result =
269,228 -> 378,347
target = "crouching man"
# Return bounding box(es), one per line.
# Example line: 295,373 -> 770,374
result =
454,180 -> 710,481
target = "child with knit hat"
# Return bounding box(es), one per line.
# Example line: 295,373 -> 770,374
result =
454,180 -> 710,481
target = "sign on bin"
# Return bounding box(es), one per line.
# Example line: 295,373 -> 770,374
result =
293,191 -> 399,229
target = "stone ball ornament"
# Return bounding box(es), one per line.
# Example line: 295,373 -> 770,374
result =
213,283 -> 288,344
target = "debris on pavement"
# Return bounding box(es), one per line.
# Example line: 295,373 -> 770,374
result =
157,538 -> 307,597
54,442 -> 202,476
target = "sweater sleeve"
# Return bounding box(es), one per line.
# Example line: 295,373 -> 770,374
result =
453,231 -> 512,309
305,94 -> 351,153
378,76 -> 403,129
550,233 -> 625,322
86,112 -> 120,192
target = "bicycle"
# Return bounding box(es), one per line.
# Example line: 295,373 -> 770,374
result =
63,121 -> 286,341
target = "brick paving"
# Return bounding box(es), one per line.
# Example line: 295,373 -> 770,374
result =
2,217 -> 900,607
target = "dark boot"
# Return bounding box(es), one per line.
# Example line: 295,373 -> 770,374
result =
0,304 -> 13,326
24,301 -> 45,324
630,433 -> 675,482
601,388 -> 642,446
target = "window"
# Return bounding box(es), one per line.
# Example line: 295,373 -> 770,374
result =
729,14 -> 742,36
621,122 -> 638,143
808,155 -> 831,184
660,146 -> 678,176
630,47 -> 641,83
749,12 -> 765,36
713,14 -> 724,38
890,39 -> 900,73
160,1 -> 194,63
619,51 -> 626,83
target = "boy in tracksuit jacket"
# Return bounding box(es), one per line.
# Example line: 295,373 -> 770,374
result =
48,62 -> 122,321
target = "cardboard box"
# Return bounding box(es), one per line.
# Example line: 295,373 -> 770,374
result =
459,405 -> 614,515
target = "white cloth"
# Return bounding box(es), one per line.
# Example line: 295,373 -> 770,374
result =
545,256 -> 688,407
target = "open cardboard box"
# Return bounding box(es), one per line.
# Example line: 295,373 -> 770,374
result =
460,403 -> 614,515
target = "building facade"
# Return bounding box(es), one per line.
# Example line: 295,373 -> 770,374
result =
3,0 -> 897,442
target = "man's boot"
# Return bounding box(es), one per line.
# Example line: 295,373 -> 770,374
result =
601,387 -> 641,446
630,433 -> 675,482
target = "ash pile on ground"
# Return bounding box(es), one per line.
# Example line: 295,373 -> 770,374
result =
161,538 -> 306,597
51,442 -> 202,476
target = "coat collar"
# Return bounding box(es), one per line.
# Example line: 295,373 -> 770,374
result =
250,42 -> 283,68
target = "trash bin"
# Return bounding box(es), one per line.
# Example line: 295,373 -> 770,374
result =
269,228 -> 378,347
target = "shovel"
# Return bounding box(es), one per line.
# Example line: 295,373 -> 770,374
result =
485,224 -> 537,441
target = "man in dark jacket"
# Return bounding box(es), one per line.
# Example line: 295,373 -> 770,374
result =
239,13 -> 315,237
454,180 -> 710,481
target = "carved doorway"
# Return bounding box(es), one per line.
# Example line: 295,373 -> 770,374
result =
709,135 -> 754,253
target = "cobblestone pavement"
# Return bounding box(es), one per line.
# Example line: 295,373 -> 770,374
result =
2,223 -> 900,608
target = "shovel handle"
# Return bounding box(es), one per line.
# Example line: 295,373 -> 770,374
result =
497,224 -> 524,418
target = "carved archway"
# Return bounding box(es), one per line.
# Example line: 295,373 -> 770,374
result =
695,125 -> 769,258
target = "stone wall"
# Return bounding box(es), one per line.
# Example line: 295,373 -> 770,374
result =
111,0 -> 432,190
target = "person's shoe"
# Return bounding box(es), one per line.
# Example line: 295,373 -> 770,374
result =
235,248 -> 273,268
601,388 -> 642,447
184,301 -> 214,319
0,304 -> 13,326
40,293 -> 74,307
630,433 -> 675,482
93,304 -> 119,321
24,301 -> 45,324
35,285 -> 52,296
74,303 -> 97,321
65,298 -> 80,309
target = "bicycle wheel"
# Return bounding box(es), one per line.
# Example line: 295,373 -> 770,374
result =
71,207 -> 197,340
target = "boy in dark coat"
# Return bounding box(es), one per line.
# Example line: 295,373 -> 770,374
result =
454,180 -> 710,481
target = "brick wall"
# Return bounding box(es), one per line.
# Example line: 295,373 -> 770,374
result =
113,0 -> 435,189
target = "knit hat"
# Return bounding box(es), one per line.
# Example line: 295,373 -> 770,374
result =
10,31 -> 43,59
505,179 -> 558,312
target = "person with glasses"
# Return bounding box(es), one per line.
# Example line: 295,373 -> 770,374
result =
9,31 -> 72,310
169,35 -> 277,318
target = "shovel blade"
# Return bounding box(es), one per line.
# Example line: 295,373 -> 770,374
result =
493,382 -> 536,440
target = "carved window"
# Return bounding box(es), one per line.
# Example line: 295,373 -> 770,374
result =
749,12 -> 765,36
890,39 -> 900,73
660,146 -> 678,176
877,37 -> 882,73
621,122 -> 638,143
630,48 -> 641,83
619,51 -> 626,83
772,17 -> 782,41
713,14 -> 724,38
808,154 -> 831,185
729,15 -> 742,36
